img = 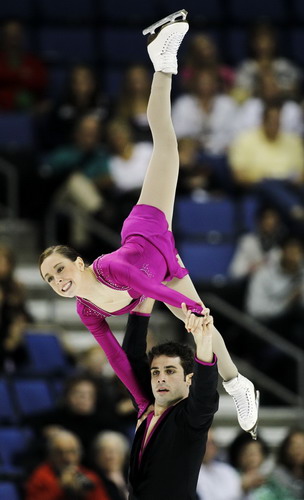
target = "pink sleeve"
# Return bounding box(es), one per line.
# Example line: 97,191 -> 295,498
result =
108,259 -> 203,314
77,302 -> 150,416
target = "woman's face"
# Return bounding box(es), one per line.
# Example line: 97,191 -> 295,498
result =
238,442 -> 265,471
96,438 -> 126,472
286,433 -> 304,466
40,253 -> 84,298
71,67 -> 95,97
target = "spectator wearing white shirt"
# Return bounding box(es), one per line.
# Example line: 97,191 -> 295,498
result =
196,430 -> 242,500
235,71 -> 303,138
106,119 -> 153,224
172,68 -> 238,155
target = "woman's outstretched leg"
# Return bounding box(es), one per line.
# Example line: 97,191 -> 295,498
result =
137,19 -> 189,228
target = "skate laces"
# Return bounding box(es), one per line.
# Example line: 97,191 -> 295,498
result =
232,385 -> 254,420
160,29 -> 185,62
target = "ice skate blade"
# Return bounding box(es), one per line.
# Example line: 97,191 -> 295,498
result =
143,9 -> 188,36
249,390 -> 260,440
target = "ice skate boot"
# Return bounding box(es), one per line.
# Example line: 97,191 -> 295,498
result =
143,9 -> 189,75
223,373 -> 260,440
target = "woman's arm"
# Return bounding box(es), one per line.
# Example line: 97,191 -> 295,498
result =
108,259 -> 203,314
77,303 -> 150,416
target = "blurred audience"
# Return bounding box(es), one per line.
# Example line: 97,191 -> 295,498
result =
229,206 -> 285,281
252,429 -> 304,499
235,71 -> 303,137
0,245 -> 32,372
92,431 -> 129,500
229,103 -> 304,233
245,236 -> 304,349
0,19 -> 48,111
228,432 -> 271,499
25,375 -> 121,464
47,63 -> 111,148
41,114 -> 114,249
196,429 -> 242,500
181,33 -> 235,93
234,22 -> 301,102
114,65 -> 152,142
172,68 -> 238,155
177,137 -> 214,197
25,429 -> 110,500
106,119 -> 152,225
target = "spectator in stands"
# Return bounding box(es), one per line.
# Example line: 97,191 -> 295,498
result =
0,245 -> 31,371
234,22 -> 301,102
229,206 -> 285,281
228,431 -> 271,499
114,65 -> 152,142
229,103 -> 304,234
26,375 -> 121,464
252,429 -> 304,500
92,431 -> 129,500
47,63 -> 111,148
245,236 -> 304,350
25,429 -> 110,500
181,33 -> 235,93
41,114 -> 114,250
196,429 -> 242,500
0,20 -> 48,111
75,345 -> 137,439
235,71 -> 303,137
172,68 -> 238,155
106,118 -> 152,225
176,137 -> 214,197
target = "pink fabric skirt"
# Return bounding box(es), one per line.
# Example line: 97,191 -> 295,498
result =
121,204 -> 188,282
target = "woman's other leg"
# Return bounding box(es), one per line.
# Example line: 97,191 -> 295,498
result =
137,20 -> 189,228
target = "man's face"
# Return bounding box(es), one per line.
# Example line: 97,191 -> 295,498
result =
150,355 -> 192,408
50,434 -> 81,470
66,381 -> 96,415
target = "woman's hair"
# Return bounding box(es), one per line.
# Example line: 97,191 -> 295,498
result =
148,341 -> 194,377
277,428 -> 304,470
38,245 -> 81,277
228,431 -> 269,469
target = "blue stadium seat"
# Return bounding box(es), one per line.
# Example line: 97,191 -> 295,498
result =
229,0 -> 287,22
24,333 -> 70,376
292,0 -> 304,20
0,113 -> 34,150
0,0 -> 33,20
289,29 -> 304,65
100,29 -> 148,65
48,67 -> 68,99
174,197 -> 236,241
0,482 -> 20,500
240,195 -> 261,232
39,0 -> 95,22
161,0 -> 222,22
0,379 -> 17,425
0,428 -> 32,477
12,379 -> 54,417
100,0 -> 158,23
102,69 -> 124,98
38,28 -> 96,63
224,29 -> 248,65
178,242 -> 235,283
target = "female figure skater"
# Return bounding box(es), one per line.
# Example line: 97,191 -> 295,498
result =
39,10 -> 259,438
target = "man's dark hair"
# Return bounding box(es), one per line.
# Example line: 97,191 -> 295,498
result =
148,341 -> 194,378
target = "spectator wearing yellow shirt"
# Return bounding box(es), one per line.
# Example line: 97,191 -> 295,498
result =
229,103 -> 304,234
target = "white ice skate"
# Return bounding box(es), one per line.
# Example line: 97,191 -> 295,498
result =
143,10 -> 189,75
223,373 -> 260,440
